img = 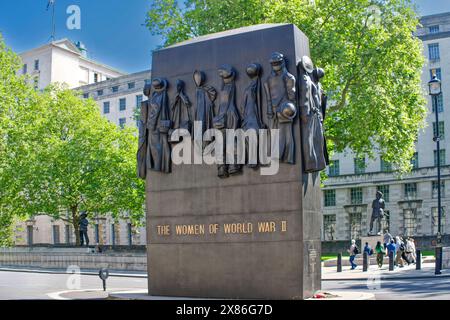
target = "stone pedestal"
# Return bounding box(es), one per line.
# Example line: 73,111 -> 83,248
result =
360,235 -> 384,252
146,24 -> 322,299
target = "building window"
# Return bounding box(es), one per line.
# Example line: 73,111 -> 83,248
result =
323,215 -> 336,241
83,93 -> 89,99
112,86 -> 119,93
33,77 -> 39,90
128,223 -> 133,246
27,225 -> 33,246
328,160 -> 340,177
128,82 -> 135,90
411,152 -> 419,169
403,209 -> 417,237
404,183 -> 417,200
119,98 -> 126,111
428,43 -> 440,60
34,59 -> 39,71
377,185 -> 390,202
434,149 -> 446,166
324,190 -> 336,207
432,181 -> 445,199
430,68 -> 442,81
429,25 -> 440,34
432,94 -> 444,113
95,224 -> 100,244
119,118 -> 126,128
65,225 -> 71,244
432,207 -> 446,234
349,212 -> 362,240
350,187 -> 363,205
111,224 -> 116,246
136,95 -> 143,108
53,225 -> 60,245
380,158 -> 392,172
354,157 -> 365,174
433,121 -> 445,140
23,64 -> 27,74
103,102 -> 110,114
94,73 -> 99,83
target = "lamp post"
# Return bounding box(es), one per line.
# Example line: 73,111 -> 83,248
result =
428,70 -> 443,275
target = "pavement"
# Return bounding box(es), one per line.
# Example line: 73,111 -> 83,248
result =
322,262 -> 450,281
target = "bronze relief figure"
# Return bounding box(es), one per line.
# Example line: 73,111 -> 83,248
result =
194,70 -> 217,141
137,83 -> 151,179
312,67 -> 330,166
241,63 -> 265,168
169,79 -> 192,142
264,52 -> 297,164
298,56 -> 327,173
147,78 -> 172,173
214,64 -> 242,178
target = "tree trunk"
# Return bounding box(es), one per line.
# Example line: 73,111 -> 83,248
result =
71,205 -> 80,246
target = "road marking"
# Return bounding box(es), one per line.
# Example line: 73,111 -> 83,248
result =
46,288 -> 125,300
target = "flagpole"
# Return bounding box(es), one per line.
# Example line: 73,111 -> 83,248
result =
51,0 -> 56,41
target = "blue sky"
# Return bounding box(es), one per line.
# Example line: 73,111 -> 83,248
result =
0,0 -> 449,74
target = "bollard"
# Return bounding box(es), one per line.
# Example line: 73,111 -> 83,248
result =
389,251 -> 394,271
337,253 -> 342,273
416,249 -> 421,270
363,252 -> 368,272
435,247 -> 442,275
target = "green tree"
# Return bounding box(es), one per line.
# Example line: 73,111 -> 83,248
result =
12,85 -> 145,245
0,34 -> 145,245
0,33 -> 42,244
145,0 -> 427,172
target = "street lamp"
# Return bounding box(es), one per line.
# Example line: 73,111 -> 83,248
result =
428,70 -> 443,275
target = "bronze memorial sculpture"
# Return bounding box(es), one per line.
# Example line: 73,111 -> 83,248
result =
142,24 -> 327,299
369,191 -> 386,236
214,64 -> 242,178
264,52 -> 297,164
241,63 -> 265,168
298,56 -> 327,173
147,78 -> 172,173
312,67 -> 330,166
169,79 -> 192,142
137,83 -> 151,179
193,70 -> 217,146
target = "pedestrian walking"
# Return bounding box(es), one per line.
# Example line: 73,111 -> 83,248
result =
364,242 -> 372,256
383,230 -> 393,249
348,239 -> 359,270
387,239 -> 396,265
375,241 -> 385,268
407,238 -> 417,264
395,236 -> 404,267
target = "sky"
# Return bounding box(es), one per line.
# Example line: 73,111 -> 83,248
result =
0,0 -> 449,74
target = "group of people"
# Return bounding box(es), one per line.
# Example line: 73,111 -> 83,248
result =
347,231 -> 417,270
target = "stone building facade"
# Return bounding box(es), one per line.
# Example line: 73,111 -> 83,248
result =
13,40 -> 148,246
322,12 -> 450,241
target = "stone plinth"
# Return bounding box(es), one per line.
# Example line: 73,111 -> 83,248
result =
360,235 -> 384,253
146,24 -> 322,299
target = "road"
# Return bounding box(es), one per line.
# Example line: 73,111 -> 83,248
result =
0,269 -> 449,299
0,270 -> 147,300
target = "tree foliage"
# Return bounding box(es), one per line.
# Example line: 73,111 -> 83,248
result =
0,34 -> 145,245
145,0 -> 427,172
